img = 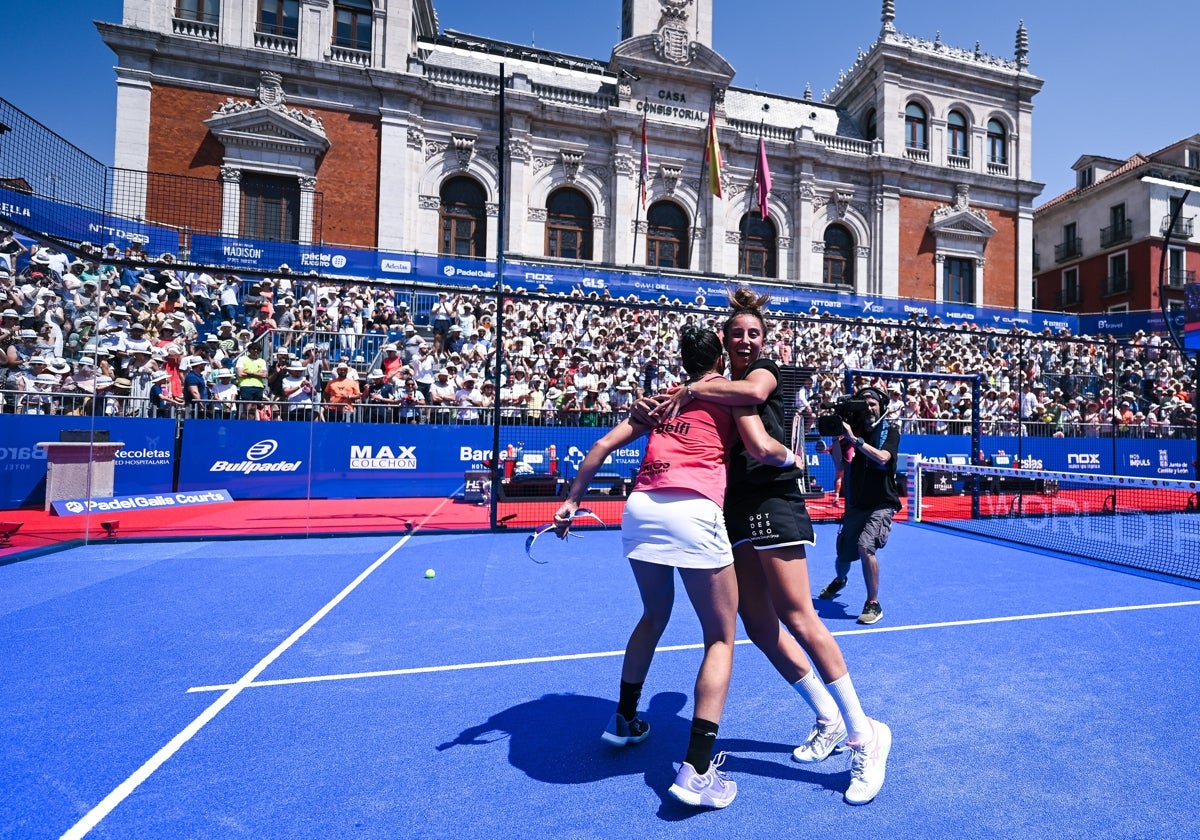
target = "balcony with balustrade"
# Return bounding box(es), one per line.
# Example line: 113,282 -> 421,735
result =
1161,215 -> 1195,239
1100,219 -> 1132,249
1054,237 -> 1083,263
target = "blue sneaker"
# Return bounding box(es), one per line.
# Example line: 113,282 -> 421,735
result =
601,713 -> 650,747
668,752 -> 736,808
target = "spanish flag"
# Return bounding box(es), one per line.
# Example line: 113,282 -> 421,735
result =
703,110 -> 723,198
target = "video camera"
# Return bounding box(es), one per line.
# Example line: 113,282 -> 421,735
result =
816,396 -> 872,437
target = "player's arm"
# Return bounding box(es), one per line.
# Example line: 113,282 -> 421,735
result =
649,367 -> 776,422
732,406 -> 796,467
554,419 -> 648,534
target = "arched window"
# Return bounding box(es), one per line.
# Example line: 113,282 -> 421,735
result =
822,224 -> 855,286
905,102 -> 927,150
545,187 -> 593,260
645,201 -> 689,269
738,213 -> 777,278
987,119 -> 1008,165
947,110 -> 969,159
439,176 -> 487,257
864,108 -> 878,142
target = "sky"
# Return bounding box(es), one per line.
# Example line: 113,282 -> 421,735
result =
4,0 -> 1198,204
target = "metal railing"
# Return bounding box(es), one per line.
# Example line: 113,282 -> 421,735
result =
1055,287 -> 1081,308
1104,273 -> 1131,296
1055,238 -> 1083,262
1161,215 -> 1195,238
1167,269 -> 1195,289
1100,219 -> 1133,248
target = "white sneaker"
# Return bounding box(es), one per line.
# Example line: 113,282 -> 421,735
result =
668,752 -> 737,808
791,715 -> 847,763
844,720 -> 891,805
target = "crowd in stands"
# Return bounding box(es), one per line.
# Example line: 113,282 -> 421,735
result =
0,229 -> 1195,438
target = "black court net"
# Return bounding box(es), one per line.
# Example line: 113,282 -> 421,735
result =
910,460 -> 1200,582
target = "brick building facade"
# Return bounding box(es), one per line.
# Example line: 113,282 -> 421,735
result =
101,0 -> 1043,309
1032,135 -> 1200,318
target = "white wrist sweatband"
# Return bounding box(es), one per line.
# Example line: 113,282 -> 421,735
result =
781,449 -> 797,468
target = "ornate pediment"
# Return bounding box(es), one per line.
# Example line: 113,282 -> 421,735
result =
928,184 -> 996,241
205,71 -> 329,163
610,35 -> 735,85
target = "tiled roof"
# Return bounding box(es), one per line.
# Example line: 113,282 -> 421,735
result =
1035,153 -> 1150,215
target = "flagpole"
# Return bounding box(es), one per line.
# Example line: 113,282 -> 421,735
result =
689,88 -> 721,271
632,103 -> 647,264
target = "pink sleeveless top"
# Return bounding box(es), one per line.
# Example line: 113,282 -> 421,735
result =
631,374 -> 736,507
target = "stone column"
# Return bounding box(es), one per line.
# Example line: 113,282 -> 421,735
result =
219,166 -> 242,237
298,176 -> 317,245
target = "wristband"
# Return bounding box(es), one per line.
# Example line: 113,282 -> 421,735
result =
684,382 -> 693,400
781,449 -> 796,468
855,437 -> 866,450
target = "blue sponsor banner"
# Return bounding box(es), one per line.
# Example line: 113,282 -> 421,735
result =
175,420 -> 647,499
0,186 -> 179,255
1078,309 -> 1186,338
0,416 -> 176,509
177,419 -> 314,498
52,489 -> 232,517
6,414 -> 1192,508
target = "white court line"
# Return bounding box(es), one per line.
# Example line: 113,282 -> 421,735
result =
187,598 -> 1200,694
60,498 -> 458,840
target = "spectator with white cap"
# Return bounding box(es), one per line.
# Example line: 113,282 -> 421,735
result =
281,359 -> 315,421
211,367 -> 239,416
147,369 -> 180,417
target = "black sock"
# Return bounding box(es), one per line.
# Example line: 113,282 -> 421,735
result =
684,717 -> 720,774
616,680 -> 643,722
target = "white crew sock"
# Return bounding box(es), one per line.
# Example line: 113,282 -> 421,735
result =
825,673 -> 873,744
792,669 -> 841,723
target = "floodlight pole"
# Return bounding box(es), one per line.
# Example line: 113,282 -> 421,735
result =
1155,188 -> 1195,479
489,64 -> 507,528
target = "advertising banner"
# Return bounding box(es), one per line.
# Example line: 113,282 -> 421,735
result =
51,489 -> 232,517
0,416 -> 176,509
0,187 -> 179,255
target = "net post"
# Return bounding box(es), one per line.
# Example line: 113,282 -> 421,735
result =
909,455 -> 922,522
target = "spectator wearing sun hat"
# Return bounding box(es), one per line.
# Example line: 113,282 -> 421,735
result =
324,361 -> 360,419
147,369 -> 180,417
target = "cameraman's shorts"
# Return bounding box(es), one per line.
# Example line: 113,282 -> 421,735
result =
836,506 -> 895,564
725,482 -> 816,550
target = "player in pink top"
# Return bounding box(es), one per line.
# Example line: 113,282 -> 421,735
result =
553,326 -> 798,809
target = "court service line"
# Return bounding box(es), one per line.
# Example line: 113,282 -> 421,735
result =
187,598 -> 1200,694
60,500 -> 457,840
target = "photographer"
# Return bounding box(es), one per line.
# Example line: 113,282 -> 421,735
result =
818,386 -> 901,625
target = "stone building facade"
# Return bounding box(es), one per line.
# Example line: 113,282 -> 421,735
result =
1032,135 -> 1200,317
101,0 -> 1043,309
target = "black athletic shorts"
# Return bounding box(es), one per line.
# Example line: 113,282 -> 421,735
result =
724,481 -> 817,549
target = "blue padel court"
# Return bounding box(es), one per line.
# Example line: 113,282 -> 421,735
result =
3,523 -> 1199,838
